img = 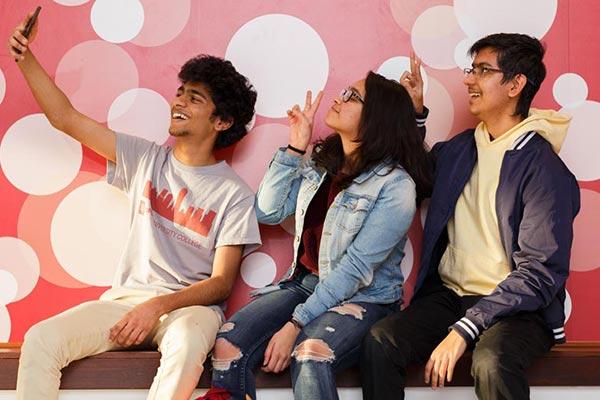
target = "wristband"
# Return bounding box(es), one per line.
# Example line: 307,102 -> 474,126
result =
289,318 -> 303,330
287,144 -> 306,155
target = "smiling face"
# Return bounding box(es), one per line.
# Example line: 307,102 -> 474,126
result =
169,82 -> 229,142
324,79 -> 365,140
463,47 -> 516,123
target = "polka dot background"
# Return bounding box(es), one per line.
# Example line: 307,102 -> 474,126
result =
0,0 -> 598,342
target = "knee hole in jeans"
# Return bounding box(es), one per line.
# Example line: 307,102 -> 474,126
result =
212,338 -> 242,371
292,339 -> 335,363
218,322 -> 235,334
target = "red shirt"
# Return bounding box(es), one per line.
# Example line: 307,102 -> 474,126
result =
298,176 -> 342,274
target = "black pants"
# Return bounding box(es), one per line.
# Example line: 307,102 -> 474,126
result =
360,284 -> 554,400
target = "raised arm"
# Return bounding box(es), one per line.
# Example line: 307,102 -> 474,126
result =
255,90 -> 323,224
399,52 -> 424,115
7,11 -> 116,162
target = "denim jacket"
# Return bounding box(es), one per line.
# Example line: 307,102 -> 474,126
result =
256,148 -> 417,326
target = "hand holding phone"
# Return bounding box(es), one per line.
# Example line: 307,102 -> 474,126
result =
22,6 -> 42,39
10,7 -> 41,58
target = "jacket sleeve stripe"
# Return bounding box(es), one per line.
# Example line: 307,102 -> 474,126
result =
455,320 -> 477,340
462,317 -> 480,336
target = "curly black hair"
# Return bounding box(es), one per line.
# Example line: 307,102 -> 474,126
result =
178,55 -> 257,149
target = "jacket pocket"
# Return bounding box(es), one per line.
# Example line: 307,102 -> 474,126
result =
334,192 -> 373,235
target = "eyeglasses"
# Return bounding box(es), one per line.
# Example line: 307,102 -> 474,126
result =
340,87 -> 364,103
463,65 -> 503,77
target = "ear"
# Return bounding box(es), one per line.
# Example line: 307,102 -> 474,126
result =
508,74 -> 527,99
215,117 -> 233,132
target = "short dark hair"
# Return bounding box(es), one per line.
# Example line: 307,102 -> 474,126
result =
469,33 -> 546,119
178,55 -> 257,149
312,72 -> 432,203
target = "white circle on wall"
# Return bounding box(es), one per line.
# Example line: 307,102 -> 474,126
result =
0,68 -> 6,105
376,56 -> 429,95
0,306 -> 10,341
108,88 -> 171,144
0,270 -> 18,305
553,73 -> 588,109
0,237 -> 40,302
454,38 -> 475,70
225,14 -> 329,118
559,100 -> 600,181
0,114 -> 82,195
55,40 -> 139,122
423,76 -> 454,147
231,123 -> 290,191
91,0 -> 145,44
54,0 -> 90,5
400,239 -> 414,281
454,0 -> 557,40
51,181 -> 130,286
564,289 -> 572,323
240,252 -> 277,289
411,6 -> 466,70
131,0 -> 191,47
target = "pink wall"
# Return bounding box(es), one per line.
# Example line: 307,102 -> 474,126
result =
0,0 -> 599,342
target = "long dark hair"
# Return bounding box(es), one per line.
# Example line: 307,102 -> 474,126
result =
312,71 -> 432,204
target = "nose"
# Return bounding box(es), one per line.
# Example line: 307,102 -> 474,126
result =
463,71 -> 475,86
172,95 -> 186,108
333,97 -> 342,105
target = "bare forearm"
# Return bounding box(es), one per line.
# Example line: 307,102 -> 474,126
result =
153,276 -> 232,315
18,51 -> 74,130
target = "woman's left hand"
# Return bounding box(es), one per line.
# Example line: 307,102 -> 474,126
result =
287,90 -> 324,153
399,52 -> 424,114
262,321 -> 301,373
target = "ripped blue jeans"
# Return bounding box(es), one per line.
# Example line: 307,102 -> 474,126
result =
210,270 -> 395,400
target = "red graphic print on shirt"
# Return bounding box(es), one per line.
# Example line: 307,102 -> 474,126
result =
143,180 -> 216,237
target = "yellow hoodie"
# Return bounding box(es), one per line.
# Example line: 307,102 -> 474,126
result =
439,109 -> 571,296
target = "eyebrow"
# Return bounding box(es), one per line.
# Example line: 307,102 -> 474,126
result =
472,62 -> 496,68
349,86 -> 363,96
177,85 -> 208,100
189,89 -> 208,99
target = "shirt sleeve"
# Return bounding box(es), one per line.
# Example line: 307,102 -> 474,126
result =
106,132 -> 157,194
215,194 -> 262,256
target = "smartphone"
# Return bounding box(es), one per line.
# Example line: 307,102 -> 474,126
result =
14,6 -> 41,56
23,6 -> 42,38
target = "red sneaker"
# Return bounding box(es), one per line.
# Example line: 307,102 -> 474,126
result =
195,387 -> 231,400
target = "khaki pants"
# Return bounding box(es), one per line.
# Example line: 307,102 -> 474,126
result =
16,290 -> 222,400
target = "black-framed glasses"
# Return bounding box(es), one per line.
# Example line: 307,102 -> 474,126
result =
463,65 -> 503,77
340,87 -> 364,103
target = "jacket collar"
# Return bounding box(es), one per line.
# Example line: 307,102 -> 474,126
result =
353,159 -> 395,184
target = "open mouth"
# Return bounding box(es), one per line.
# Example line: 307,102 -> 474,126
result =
172,111 -> 190,120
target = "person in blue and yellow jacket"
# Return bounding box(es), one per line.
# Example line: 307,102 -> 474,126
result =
361,33 -> 580,400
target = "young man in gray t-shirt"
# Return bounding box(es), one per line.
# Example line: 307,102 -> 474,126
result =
10,12 -> 261,400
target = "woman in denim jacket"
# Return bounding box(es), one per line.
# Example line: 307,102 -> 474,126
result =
201,71 -> 431,400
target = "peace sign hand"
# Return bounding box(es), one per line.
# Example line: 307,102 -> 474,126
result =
287,90 -> 324,154
399,52 -> 424,114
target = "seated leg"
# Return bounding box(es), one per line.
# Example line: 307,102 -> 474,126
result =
16,300 -> 131,400
471,312 -> 553,400
149,305 -> 221,400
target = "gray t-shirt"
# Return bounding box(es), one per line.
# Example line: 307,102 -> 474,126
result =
105,133 -> 261,312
